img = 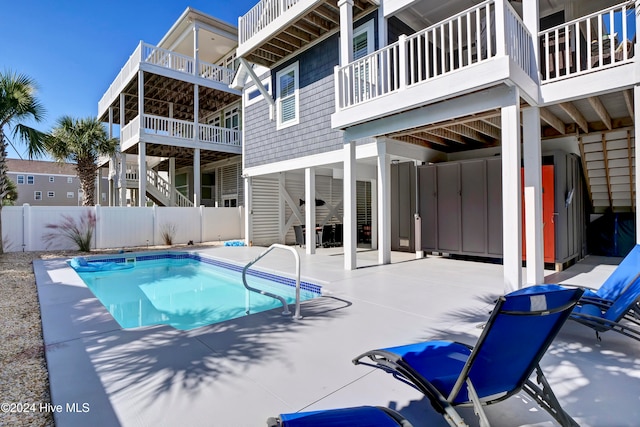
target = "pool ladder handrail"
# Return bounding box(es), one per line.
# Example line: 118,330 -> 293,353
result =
242,243 -> 302,319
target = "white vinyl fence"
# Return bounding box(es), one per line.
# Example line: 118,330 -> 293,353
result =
1,204 -> 244,252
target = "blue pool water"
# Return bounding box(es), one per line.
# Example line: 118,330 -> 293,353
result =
76,254 -> 320,330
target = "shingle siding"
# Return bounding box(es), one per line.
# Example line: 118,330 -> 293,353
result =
244,12 -> 378,169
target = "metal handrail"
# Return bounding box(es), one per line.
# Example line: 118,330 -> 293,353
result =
242,243 -> 302,319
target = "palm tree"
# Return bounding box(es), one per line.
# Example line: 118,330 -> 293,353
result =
0,70 -> 47,254
2,177 -> 18,206
47,116 -> 118,206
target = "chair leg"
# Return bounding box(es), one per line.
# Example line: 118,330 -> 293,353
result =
522,366 -> 579,427
466,379 -> 490,427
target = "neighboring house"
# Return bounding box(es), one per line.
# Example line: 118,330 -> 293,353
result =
6,159 -> 108,206
97,8 -> 244,208
233,0 -> 639,291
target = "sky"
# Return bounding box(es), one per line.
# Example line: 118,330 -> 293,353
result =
1,0 -> 257,159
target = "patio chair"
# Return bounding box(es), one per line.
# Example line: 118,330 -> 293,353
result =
352,284 -> 583,427
576,244 -> 640,304
570,273 -> 640,342
293,225 -> 305,247
267,405 -> 413,427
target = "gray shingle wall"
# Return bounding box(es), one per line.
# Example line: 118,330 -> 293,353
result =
244,12 -> 379,169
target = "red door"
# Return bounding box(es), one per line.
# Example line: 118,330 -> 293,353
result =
522,165 -> 555,262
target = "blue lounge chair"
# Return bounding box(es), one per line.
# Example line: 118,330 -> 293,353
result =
352,285 -> 583,427
579,244 -> 640,303
571,273 -> 640,342
267,406 -> 413,426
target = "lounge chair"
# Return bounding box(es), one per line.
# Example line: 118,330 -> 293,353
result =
578,244 -> 640,303
570,273 -> 640,342
267,406 -> 413,426
352,284 -> 583,427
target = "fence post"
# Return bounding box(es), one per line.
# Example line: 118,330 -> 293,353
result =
94,204 -> 101,250
152,205 -> 157,246
22,203 -> 31,252
200,205 -> 205,243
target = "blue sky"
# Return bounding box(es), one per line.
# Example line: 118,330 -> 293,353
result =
1,0 -> 257,159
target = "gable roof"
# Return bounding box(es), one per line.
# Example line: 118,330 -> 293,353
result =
6,159 -> 78,176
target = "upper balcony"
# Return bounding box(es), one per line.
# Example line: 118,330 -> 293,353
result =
237,0 -> 378,67
98,42 -> 238,118
332,0 -> 537,130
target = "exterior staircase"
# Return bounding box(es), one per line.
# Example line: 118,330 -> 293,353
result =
125,164 -> 193,207
579,130 -> 636,213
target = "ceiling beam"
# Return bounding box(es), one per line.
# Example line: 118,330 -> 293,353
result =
426,128 -> 467,144
445,124 -> 490,144
588,96 -> 612,130
559,102 -> 588,133
464,120 -> 501,139
540,107 -> 567,134
623,89 -> 634,122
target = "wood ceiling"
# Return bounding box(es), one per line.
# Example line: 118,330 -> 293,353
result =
386,89 -> 634,153
244,0 -> 378,67
105,73 -> 240,125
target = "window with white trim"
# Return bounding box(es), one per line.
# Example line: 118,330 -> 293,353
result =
67,192 -> 74,198
245,77 -> 271,106
49,176 -> 55,183
67,177 -> 73,183
34,191 -> 42,200
17,175 -> 24,184
27,175 -> 34,185
353,20 -> 375,60
47,191 -> 55,198
224,106 -> 240,131
276,62 -> 299,129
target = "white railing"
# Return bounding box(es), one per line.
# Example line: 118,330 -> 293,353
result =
124,164 -> 194,207
239,0 -> 300,44
141,42 -> 194,74
99,42 -> 236,115
99,43 -> 143,115
199,124 -> 242,147
120,115 -> 141,145
539,1 -> 635,83
199,60 -> 235,85
335,0 -> 532,110
143,114 -> 195,140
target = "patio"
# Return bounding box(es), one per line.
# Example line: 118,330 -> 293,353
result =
35,247 -> 640,426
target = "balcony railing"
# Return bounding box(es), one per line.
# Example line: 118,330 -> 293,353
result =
99,42 -> 235,115
335,0 -> 533,110
239,0 -> 299,43
120,114 -> 241,147
539,0 -> 635,83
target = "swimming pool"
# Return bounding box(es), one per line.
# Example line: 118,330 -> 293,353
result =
73,252 -> 322,330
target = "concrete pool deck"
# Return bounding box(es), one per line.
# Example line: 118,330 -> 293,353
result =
35,247 -> 640,426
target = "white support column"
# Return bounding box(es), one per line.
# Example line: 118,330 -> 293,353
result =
305,167 -> 316,254
194,84 -> 199,143
377,140 -> 391,265
523,108 -> 544,285
169,157 -> 176,206
119,93 -> 127,207
108,106 -> 114,206
338,0 -> 354,66
244,176 -> 253,246
138,142 -> 146,207
193,23 -> 200,76
194,148 -> 201,206
370,178 -> 378,250
137,70 -> 145,207
344,140 -> 357,270
635,85 -> 640,243
501,89 -> 523,293
278,172 -> 286,243
522,0 -> 539,79
378,1 -> 387,49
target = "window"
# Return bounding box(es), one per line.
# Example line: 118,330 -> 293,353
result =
353,20 -> 375,60
47,191 -> 55,198
224,106 -> 240,130
67,192 -> 74,198
223,197 -> 237,208
245,77 -> 270,106
49,176 -> 55,183
67,177 -> 73,183
276,62 -> 299,129
17,175 -> 24,184
34,191 -> 42,200
27,175 -> 34,185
